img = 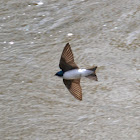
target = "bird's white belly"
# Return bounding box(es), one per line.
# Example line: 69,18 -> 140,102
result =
63,69 -> 92,80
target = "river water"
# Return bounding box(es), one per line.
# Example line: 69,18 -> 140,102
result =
0,0 -> 140,140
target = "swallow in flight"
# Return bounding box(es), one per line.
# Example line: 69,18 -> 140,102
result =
55,43 -> 97,100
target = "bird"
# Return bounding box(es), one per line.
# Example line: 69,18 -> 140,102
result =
55,43 -> 98,100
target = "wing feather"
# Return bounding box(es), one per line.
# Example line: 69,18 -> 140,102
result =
59,43 -> 78,72
63,79 -> 82,100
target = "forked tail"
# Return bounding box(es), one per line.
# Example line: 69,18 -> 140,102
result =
86,66 -> 98,81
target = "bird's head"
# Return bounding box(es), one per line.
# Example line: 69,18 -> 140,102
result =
55,70 -> 64,77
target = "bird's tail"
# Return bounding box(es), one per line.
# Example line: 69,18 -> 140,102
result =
86,66 -> 98,81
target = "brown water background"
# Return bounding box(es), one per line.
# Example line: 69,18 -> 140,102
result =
0,0 -> 140,139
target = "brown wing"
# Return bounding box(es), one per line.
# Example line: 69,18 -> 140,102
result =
59,43 -> 78,72
63,79 -> 82,100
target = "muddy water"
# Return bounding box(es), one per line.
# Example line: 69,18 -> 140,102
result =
0,0 -> 140,139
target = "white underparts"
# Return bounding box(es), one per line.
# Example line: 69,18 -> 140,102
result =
63,69 -> 93,80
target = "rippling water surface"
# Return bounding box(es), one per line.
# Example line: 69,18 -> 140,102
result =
0,0 -> 140,139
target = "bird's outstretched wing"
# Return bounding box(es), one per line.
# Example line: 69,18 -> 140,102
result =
59,43 -> 78,72
63,79 -> 82,100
